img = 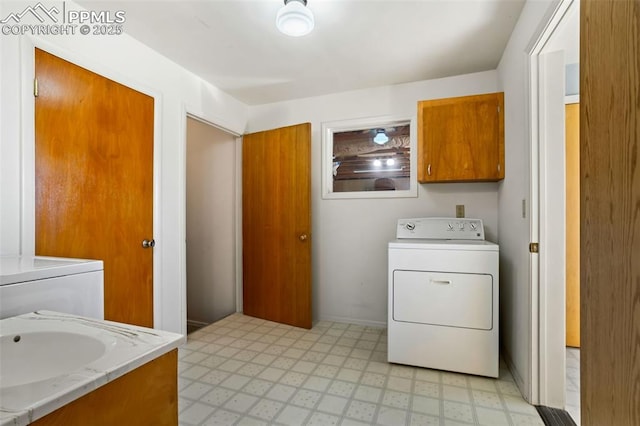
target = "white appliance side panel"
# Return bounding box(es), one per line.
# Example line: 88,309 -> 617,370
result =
393,270 -> 493,330
0,270 -> 104,320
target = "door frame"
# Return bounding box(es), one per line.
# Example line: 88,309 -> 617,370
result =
19,37 -> 165,327
525,0 -> 576,407
182,112 -> 244,327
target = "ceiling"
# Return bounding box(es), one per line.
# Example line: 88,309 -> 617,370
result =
80,0 -> 526,105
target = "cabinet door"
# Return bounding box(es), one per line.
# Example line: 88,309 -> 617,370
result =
418,92 -> 504,182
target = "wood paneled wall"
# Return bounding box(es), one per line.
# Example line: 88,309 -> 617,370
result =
580,0 -> 640,424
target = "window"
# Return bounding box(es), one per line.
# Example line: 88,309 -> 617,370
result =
321,116 -> 417,199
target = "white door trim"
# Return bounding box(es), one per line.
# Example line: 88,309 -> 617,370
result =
525,0 -> 576,407
538,49 -> 567,408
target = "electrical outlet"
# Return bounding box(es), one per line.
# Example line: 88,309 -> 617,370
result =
456,204 -> 465,218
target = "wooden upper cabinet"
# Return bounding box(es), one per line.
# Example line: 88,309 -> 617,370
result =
417,92 -> 504,183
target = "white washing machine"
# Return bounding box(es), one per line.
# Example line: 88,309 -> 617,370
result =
388,217 -> 499,377
0,256 -> 104,320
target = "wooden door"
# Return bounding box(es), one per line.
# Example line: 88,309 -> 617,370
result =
242,123 -> 312,329
35,48 -> 154,327
581,0 -> 640,424
565,103 -> 580,348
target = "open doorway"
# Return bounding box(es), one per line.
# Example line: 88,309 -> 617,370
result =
529,0 -> 580,422
564,99 -> 580,424
541,4 -> 580,422
185,116 -> 238,333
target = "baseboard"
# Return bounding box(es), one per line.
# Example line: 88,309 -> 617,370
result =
502,347 -> 528,401
315,315 -> 386,329
232,312 -> 386,330
186,319 -> 209,330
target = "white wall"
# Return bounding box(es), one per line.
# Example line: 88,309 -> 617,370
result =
248,71 -> 500,327
496,0 -> 556,399
0,1 -> 249,333
543,1 -> 579,96
544,4 -> 579,64
0,27 -> 23,256
186,118 -> 237,325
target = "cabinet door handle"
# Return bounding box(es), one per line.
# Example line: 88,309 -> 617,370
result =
427,163 -> 432,176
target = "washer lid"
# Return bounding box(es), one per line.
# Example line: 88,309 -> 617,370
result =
0,256 -> 104,286
388,239 -> 499,251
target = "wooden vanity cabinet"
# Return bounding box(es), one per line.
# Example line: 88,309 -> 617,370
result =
417,92 -> 504,183
32,349 -> 178,426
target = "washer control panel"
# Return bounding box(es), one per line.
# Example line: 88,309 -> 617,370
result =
396,217 -> 485,240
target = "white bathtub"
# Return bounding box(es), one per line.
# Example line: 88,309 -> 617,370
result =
0,311 -> 184,426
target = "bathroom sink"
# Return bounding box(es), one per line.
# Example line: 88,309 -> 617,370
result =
0,331 -> 108,388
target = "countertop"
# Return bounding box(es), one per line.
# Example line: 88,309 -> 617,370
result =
0,311 -> 185,426
0,256 -> 103,286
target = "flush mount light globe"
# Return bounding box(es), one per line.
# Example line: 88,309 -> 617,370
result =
276,0 -> 315,37
373,129 -> 389,145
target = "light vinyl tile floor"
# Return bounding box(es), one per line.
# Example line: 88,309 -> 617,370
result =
565,348 -> 580,425
178,314 -> 544,426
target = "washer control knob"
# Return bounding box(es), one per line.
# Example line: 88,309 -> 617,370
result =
405,222 -> 416,231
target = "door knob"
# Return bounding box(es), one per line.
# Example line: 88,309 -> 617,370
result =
142,239 -> 155,248
299,234 -> 308,241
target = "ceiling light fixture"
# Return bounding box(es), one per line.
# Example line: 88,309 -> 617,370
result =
276,0 -> 315,37
373,129 -> 389,145
353,168 -> 403,173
